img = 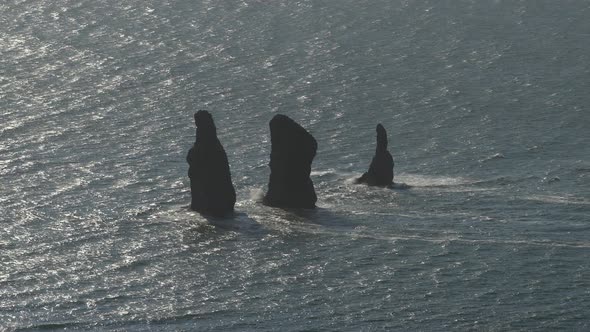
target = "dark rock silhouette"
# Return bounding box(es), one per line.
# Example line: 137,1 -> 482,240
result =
263,114 -> 317,209
187,110 -> 236,217
356,124 -> 394,187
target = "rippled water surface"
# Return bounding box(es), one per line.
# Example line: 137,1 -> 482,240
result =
1,0 -> 589,330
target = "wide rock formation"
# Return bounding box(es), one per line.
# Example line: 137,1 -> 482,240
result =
263,114 -> 317,208
356,124 -> 394,187
187,110 -> 236,216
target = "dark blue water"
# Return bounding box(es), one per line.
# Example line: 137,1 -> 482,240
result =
1,0 -> 589,330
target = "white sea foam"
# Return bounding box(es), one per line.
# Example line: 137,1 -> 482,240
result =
524,195 -> 590,205
249,187 -> 265,202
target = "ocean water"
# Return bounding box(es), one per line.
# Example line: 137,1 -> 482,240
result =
1,0 -> 589,330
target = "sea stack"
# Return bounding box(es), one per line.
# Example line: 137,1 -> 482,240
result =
187,110 -> 236,217
356,124 -> 394,187
263,114 -> 317,209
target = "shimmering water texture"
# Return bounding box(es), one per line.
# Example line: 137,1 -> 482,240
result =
1,0 -> 589,330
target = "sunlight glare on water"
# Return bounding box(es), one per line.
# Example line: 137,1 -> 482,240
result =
1,0 -> 589,330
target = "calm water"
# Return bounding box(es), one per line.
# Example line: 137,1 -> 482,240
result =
1,0 -> 589,330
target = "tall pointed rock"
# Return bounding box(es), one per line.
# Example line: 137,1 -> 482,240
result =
263,114 -> 317,208
356,124 -> 394,186
187,110 -> 236,216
